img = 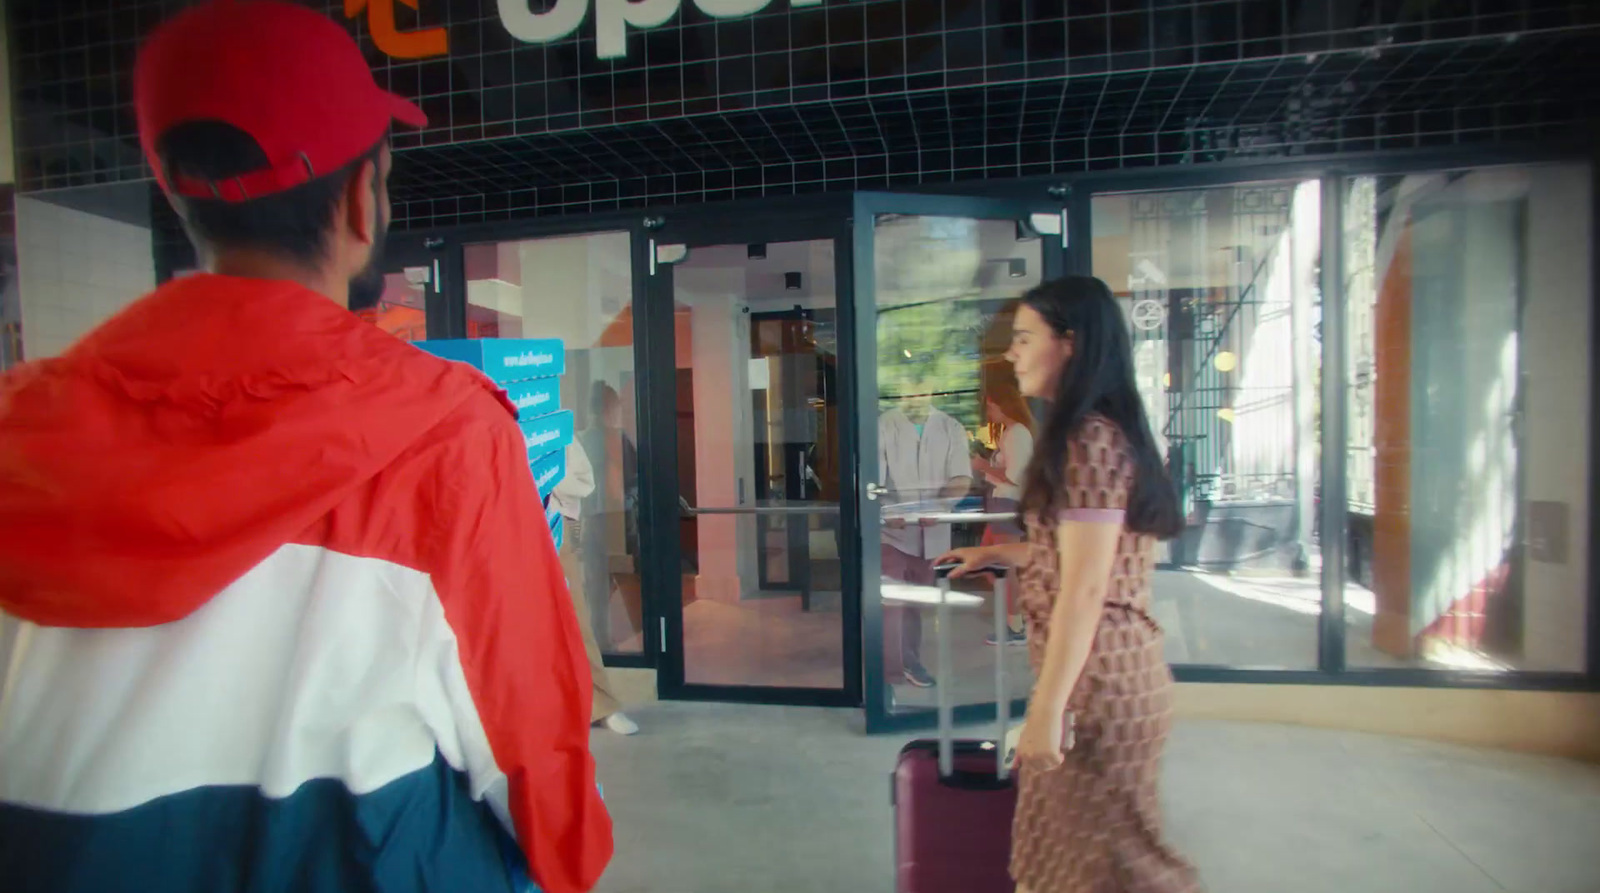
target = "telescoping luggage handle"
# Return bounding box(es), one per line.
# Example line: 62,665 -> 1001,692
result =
930,561 -> 1012,783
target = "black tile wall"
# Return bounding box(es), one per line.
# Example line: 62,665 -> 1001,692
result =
10,0 -> 1599,230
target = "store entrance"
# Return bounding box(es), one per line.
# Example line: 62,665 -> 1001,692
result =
646,218 -> 863,706
366,236 -> 454,343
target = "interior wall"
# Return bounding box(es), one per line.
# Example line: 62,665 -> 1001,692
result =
1519,164 -> 1592,672
1367,164 -> 1591,670
675,263 -> 756,604
16,195 -> 154,359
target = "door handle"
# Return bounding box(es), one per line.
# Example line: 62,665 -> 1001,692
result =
866,483 -> 889,501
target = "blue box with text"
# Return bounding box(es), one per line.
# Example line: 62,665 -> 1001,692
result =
415,338 -> 566,383
530,449 -> 566,499
518,410 -> 573,462
504,378 -> 561,419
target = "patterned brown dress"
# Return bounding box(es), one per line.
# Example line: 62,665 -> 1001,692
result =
1009,416 -> 1200,893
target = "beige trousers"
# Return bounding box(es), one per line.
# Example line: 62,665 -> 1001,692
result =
558,517 -> 623,722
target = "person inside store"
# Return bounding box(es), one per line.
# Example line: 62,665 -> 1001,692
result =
937,275 -> 1200,892
971,358 -> 1035,647
0,3 -> 611,893
582,381 -> 646,649
879,389 -> 974,689
551,438 -> 641,736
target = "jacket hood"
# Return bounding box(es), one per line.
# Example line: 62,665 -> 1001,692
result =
0,274 -> 506,628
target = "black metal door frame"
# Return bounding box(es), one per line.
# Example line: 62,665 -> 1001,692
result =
374,233 -> 460,341
851,190 -> 1071,734
642,204 -> 865,707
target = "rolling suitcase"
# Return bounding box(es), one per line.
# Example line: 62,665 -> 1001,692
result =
892,562 -> 1018,893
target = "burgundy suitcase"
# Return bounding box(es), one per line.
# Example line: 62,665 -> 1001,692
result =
892,563 -> 1018,893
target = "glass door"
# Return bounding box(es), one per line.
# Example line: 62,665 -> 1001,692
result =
361,236 -> 454,342
458,229 -> 654,663
853,193 -> 1066,732
648,218 -> 861,705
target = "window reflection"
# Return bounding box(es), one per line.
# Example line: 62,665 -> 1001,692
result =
1094,181 -> 1324,669
1344,165 -> 1591,673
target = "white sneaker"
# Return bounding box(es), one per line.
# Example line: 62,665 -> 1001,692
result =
602,712 -> 639,736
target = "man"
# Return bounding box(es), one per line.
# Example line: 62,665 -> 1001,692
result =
584,382 -> 645,643
879,394 -> 973,688
0,4 -> 611,893
550,439 -> 639,736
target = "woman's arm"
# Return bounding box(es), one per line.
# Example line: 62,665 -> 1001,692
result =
1002,427 -> 1034,489
933,539 -> 1030,576
1027,519 -> 1122,733
978,540 -> 1031,568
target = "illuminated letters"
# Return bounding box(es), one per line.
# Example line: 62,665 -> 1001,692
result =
595,0 -> 679,60
495,0 -> 829,61
498,0 -> 589,45
346,0 -> 449,59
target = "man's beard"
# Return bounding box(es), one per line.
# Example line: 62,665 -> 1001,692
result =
346,225 -> 390,313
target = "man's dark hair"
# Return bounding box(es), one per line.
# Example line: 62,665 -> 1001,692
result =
156,121 -> 385,264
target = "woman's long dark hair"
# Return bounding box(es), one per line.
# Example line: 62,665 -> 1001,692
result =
1017,276 -> 1183,539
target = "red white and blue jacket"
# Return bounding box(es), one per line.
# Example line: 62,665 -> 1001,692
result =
0,275 -> 613,893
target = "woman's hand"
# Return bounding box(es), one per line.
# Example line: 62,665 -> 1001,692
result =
930,546 -> 996,579
1013,710 -> 1067,771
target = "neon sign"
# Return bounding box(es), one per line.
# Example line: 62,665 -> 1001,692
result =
345,0 -> 449,59
498,0 -> 826,60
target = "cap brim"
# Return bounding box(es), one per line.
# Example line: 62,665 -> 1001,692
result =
386,92 -> 428,129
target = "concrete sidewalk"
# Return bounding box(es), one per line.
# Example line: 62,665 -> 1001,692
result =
589,702 -> 1600,893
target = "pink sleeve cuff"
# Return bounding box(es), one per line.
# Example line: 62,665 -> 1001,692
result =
1057,508 -> 1126,524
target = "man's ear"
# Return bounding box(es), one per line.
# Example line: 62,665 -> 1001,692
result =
344,158 -> 380,247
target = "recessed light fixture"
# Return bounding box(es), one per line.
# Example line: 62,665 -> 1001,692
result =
785,272 -> 802,290
748,243 -> 767,259
1007,258 -> 1027,278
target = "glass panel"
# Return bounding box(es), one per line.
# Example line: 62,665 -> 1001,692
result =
871,214 -> 1041,715
1343,164 -> 1591,673
673,240 -> 844,689
464,232 -> 645,656
1092,181 -> 1323,669
358,269 -> 429,342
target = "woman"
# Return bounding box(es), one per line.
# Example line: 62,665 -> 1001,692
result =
972,361 -> 1034,646
937,276 -> 1199,893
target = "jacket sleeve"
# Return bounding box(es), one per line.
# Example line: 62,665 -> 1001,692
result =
556,440 -> 597,504
426,408 -> 613,893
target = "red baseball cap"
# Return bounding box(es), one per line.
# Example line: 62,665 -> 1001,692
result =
135,0 -> 427,203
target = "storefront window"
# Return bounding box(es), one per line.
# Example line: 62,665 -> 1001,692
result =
1343,164 -> 1591,673
465,231 -> 644,656
1093,181 -> 1324,669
